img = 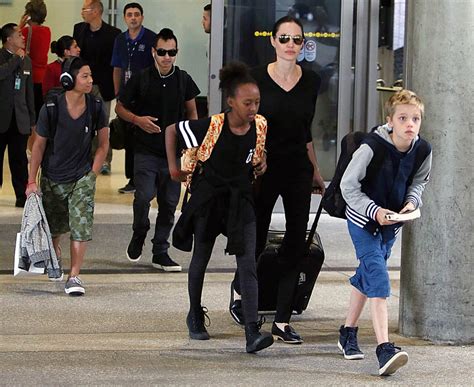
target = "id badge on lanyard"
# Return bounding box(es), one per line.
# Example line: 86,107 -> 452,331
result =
14,75 -> 21,90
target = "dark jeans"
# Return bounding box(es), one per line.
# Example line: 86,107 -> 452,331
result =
124,127 -> 135,181
0,114 -> 28,201
189,216 -> 258,324
132,152 -> 180,255
234,161 -> 313,322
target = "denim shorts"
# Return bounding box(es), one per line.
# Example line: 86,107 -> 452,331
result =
40,171 -> 96,241
347,220 -> 396,298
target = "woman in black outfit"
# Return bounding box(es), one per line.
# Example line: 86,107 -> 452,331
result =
230,16 -> 325,344
165,62 -> 274,353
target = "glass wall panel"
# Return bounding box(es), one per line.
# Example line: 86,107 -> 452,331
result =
222,0 -> 342,179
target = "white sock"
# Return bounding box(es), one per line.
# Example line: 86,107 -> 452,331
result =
275,322 -> 288,331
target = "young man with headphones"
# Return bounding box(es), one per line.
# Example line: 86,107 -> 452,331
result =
115,28 -> 200,272
26,57 -> 109,296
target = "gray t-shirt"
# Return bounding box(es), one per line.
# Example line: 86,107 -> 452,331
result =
36,93 -> 108,183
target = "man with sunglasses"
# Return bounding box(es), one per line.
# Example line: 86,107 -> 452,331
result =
116,28 -> 200,272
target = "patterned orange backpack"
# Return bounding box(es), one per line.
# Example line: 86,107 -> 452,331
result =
181,113 -> 267,189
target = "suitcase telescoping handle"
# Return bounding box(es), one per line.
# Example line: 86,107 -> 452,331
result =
305,201 -> 323,251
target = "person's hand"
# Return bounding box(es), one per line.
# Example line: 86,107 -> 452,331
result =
19,14 -> 30,29
312,170 -> 326,196
25,181 -> 38,197
135,116 -> 161,134
170,168 -> 191,182
399,202 -> 416,213
375,207 -> 398,226
16,48 -> 26,59
253,155 -> 267,177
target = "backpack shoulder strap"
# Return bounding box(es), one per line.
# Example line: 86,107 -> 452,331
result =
196,113 -> 225,163
139,68 -> 150,99
85,94 -> 102,135
252,114 -> 267,164
364,133 -> 386,180
45,93 -> 59,145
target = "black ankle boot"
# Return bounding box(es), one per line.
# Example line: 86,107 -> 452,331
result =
245,322 -> 274,353
186,306 -> 210,340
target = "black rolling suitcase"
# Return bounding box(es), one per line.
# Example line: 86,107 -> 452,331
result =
257,203 -> 325,314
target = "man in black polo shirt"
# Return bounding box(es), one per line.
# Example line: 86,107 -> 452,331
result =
74,0 -> 120,175
116,28 -> 200,271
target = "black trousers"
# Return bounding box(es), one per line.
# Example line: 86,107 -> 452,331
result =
0,113 -> 28,201
124,127 -> 135,181
234,160 -> 313,322
189,216 -> 259,324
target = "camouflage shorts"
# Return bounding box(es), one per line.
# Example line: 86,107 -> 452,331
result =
40,171 -> 97,241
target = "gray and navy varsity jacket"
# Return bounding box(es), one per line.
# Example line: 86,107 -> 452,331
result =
340,124 -> 432,239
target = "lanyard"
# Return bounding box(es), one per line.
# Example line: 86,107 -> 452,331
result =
126,39 -> 139,70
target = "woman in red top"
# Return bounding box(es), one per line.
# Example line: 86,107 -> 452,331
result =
19,0 -> 51,119
42,36 -> 81,96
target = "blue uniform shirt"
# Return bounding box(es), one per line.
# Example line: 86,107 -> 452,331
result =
111,26 -> 156,95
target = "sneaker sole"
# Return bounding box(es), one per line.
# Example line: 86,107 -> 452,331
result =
337,340 -> 365,360
48,273 -> 64,282
379,351 -> 409,376
152,263 -> 182,272
188,331 -> 210,340
273,334 -> 303,344
65,286 -> 85,296
126,249 -> 141,263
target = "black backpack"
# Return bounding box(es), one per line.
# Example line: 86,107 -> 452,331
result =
44,88 -> 102,152
321,130 -> 430,219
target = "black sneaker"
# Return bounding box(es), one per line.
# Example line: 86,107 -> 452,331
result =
229,282 -> 245,326
271,322 -> 303,344
152,253 -> 182,272
376,342 -> 408,376
126,233 -> 146,262
100,163 -> 111,175
338,325 -> 364,360
245,321 -> 274,353
118,181 -> 135,194
186,306 -> 210,340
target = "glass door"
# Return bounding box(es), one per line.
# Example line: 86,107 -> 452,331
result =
210,0 -> 345,179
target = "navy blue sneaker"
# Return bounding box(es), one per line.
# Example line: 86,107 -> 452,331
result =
376,342 -> 408,376
338,325 -> 364,360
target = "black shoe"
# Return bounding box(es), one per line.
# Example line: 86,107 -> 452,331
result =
245,321 -> 274,353
376,342 -> 408,376
186,306 -> 210,340
15,197 -> 26,208
338,325 -> 364,360
126,233 -> 146,262
271,322 -> 303,344
229,282 -> 245,326
100,163 -> 111,175
118,180 -> 135,194
152,252 -> 182,272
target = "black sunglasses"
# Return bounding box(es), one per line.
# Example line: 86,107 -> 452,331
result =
277,34 -> 304,45
155,48 -> 178,57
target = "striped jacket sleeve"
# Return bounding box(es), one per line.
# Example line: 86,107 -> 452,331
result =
340,144 -> 381,222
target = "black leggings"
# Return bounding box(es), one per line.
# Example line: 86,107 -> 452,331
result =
234,162 -> 313,323
188,217 -> 258,324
